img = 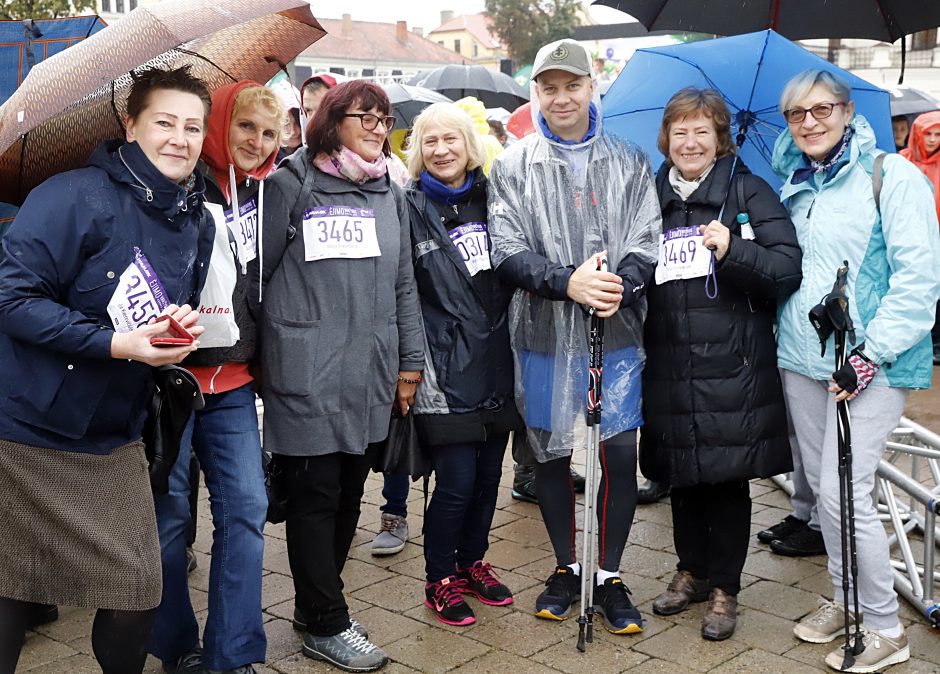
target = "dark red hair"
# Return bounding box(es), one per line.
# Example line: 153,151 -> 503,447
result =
306,80 -> 392,158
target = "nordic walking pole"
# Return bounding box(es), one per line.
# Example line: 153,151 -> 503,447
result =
829,262 -> 865,667
577,254 -> 607,653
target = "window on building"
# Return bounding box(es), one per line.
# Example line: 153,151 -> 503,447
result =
329,67 -> 346,75
346,69 -> 360,79
100,0 -> 113,12
911,29 -> 938,50
438,41 -> 444,47
116,0 -> 124,13
473,42 -> 479,57
129,0 -> 137,9
362,68 -> 375,78
454,39 -> 461,54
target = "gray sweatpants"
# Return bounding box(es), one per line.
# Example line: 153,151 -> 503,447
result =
781,369 -> 906,631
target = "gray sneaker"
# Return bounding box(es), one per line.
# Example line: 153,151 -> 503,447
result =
794,600 -> 860,644
162,648 -> 204,674
823,627 -> 909,672
371,513 -> 408,556
206,667 -> 256,674
302,626 -> 388,672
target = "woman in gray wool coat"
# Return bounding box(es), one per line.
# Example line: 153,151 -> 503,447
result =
255,81 -> 424,673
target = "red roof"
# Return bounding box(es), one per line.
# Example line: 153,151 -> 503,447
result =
430,13 -> 502,50
301,18 -> 465,65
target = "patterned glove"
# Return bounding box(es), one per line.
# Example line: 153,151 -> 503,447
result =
831,349 -> 879,396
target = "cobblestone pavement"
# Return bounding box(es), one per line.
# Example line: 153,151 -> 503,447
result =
17,377 -> 940,673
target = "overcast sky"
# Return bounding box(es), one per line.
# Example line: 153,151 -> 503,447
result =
310,1 -> 634,33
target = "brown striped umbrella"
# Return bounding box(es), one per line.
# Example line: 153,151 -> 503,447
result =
0,0 -> 325,205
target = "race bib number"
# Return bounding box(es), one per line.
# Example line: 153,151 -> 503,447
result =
225,197 -> 257,265
302,205 -> 381,261
654,226 -> 711,285
107,247 -> 170,333
449,222 -> 491,277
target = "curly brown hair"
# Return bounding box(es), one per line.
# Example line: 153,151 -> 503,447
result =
657,87 -> 736,164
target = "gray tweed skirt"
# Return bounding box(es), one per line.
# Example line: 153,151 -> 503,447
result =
0,438 -> 162,611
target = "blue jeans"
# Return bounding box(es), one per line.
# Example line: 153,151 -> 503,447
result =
149,384 -> 267,670
423,434 -> 508,582
381,473 -> 409,517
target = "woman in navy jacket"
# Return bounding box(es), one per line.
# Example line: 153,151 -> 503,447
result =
405,103 -> 521,627
0,66 -> 214,674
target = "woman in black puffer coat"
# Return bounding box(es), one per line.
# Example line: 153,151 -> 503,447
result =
640,88 -> 802,641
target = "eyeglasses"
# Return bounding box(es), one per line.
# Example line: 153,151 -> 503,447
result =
783,102 -> 847,125
344,113 -> 396,131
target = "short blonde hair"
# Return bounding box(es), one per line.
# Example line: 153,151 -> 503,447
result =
657,87 -> 736,163
232,85 -> 287,146
405,103 -> 486,180
779,69 -> 851,114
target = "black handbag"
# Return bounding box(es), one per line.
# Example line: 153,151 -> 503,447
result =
371,408 -> 427,480
263,451 -> 288,524
143,365 -> 204,495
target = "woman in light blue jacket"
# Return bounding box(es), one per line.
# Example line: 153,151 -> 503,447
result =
772,69 -> 940,674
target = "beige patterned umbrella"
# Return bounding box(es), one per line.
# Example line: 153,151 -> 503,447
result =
0,0 -> 325,205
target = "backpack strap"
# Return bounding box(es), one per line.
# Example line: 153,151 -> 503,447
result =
871,152 -> 886,214
286,156 -> 317,241
736,171 -> 747,217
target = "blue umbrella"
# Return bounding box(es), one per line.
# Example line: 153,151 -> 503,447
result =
602,30 -> 893,191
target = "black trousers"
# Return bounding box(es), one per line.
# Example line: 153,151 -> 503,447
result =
671,480 -> 751,595
535,430 -> 638,572
280,449 -> 374,637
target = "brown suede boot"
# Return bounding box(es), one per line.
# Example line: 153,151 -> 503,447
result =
701,588 -> 738,641
652,570 -> 710,616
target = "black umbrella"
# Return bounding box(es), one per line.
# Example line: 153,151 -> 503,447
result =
889,86 -> 940,117
408,64 -> 528,112
593,0 -> 940,43
381,83 -> 453,130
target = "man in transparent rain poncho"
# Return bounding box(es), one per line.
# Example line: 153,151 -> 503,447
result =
488,38 -> 660,634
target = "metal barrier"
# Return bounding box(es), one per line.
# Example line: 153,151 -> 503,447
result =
771,416 -> 940,627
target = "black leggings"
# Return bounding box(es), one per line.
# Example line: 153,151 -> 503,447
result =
0,597 -> 155,674
535,430 -> 638,572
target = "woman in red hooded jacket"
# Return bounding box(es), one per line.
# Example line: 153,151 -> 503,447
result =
900,110 -> 940,363
148,81 -> 284,674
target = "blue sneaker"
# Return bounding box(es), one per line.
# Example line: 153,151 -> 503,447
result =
594,576 -> 644,634
535,566 -> 580,620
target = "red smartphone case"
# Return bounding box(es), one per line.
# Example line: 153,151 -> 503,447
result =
150,314 -> 194,346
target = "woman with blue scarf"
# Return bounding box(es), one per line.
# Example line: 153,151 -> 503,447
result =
404,103 -> 522,627
772,69 -> 940,673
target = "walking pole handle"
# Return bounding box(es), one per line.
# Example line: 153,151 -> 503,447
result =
587,255 -> 607,427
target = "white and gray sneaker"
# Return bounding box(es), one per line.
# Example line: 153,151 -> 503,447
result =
823,627 -> 909,673
794,600 -> 860,643
370,513 -> 408,556
302,626 -> 388,672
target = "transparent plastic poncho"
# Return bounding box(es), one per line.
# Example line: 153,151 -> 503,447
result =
488,92 -> 660,462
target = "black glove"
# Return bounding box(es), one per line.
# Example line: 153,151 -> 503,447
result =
831,348 -> 879,396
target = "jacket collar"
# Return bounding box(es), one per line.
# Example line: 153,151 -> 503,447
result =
657,154 -> 739,212
89,139 -> 205,220
775,115 -> 877,201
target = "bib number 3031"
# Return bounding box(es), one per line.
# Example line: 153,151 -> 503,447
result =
654,226 -> 711,285
303,205 -> 381,261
